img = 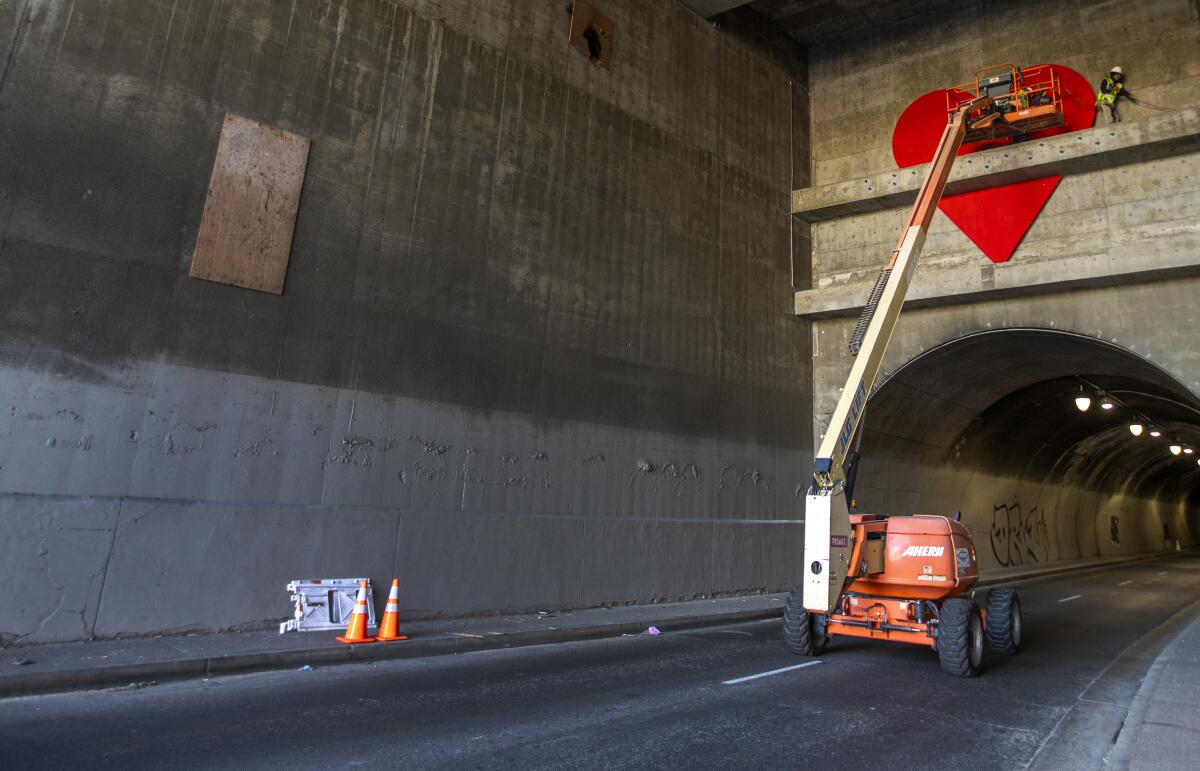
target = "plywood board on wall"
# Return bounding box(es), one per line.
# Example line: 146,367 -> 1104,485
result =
189,114 -> 311,295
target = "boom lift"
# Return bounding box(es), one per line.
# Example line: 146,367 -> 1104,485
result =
785,65 -> 1062,676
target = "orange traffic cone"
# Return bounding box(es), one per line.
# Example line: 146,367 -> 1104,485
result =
336,579 -> 375,644
376,579 -> 408,642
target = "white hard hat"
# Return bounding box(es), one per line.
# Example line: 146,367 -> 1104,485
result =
1110,66 -> 1123,74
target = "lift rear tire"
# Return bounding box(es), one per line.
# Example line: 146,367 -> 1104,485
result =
783,586 -> 827,656
985,588 -> 1022,654
937,597 -> 984,677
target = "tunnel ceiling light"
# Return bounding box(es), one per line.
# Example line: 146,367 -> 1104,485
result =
1129,423 -> 1144,436
1150,428 -> 1163,438
1169,444 -> 1182,456
1075,395 -> 1092,412
1186,447 -> 1195,455
1100,399 -> 1115,410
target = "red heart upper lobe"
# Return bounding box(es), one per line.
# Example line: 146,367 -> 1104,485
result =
891,66 -> 1095,263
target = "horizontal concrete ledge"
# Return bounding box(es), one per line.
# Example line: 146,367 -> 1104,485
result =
2,550 -> 1190,698
792,106 -> 1200,222
795,235 -> 1200,318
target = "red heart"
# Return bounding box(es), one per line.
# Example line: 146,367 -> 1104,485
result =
891,65 -> 1096,263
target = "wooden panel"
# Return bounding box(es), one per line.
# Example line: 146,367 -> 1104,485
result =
189,114 -> 311,295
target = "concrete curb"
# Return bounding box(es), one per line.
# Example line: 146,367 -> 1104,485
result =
3,550 -> 1190,698
0,605 -> 781,698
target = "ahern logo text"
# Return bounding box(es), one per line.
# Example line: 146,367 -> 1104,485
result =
901,545 -> 945,558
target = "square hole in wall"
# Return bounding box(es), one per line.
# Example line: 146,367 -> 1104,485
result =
568,1 -> 614,69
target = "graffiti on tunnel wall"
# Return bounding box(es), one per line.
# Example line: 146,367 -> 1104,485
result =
990,501 -> 1050,566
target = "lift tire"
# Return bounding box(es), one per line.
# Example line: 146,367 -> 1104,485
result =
783,586 -> 827,656
937,597 -> 984,677
985,588 -> 1022,654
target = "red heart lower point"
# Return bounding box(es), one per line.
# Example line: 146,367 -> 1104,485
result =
891,65 -> 1095,263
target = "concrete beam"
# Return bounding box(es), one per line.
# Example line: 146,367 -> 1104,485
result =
678,1 -> 751,18
794,231 -> 1200,318
791,108 -> 1200,222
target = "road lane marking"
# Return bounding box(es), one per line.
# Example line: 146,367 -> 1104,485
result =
722,660 -> 823,685
1058,595 -> 1082,603
1117,580 -> 1133,586
1158,571 -> 1169,576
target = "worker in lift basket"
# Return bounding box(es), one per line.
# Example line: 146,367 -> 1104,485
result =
1095,66 -> 1139,123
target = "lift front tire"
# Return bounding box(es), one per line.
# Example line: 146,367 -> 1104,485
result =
937,597 -> 984,677
985,588 -> 1022,654
783,586 -> 827,656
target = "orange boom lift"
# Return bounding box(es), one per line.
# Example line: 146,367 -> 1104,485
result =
787,65 -> 1062,676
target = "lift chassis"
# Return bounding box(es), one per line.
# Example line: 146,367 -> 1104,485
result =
790,65 -> 1054,676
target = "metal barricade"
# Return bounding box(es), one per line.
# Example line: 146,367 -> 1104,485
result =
279,578 -> 375,633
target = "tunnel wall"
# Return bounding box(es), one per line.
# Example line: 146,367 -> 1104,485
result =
799,0 -> 1200,570
0,0 -> 814,643
875,469 -> 1197,573
849,329 -> 1200,573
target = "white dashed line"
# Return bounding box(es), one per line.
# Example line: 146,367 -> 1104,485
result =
1058,595 -> 1082,603
1117,580 -> 1133,586
1158,571 -> 1169,576
722,660 -> 823,685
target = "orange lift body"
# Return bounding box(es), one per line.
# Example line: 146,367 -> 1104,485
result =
821,515 -> 978,648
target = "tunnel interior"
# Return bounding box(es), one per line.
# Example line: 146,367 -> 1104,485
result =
855,329 -> 1200,569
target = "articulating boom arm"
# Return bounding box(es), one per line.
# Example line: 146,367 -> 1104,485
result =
802,100 -> 984,613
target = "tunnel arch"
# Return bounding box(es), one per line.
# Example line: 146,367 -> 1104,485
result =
855,328 -> 1200,569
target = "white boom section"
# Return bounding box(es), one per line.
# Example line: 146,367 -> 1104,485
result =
803,104 -> 977,613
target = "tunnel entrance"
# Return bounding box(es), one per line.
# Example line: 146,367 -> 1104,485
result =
854,329 -> 1200,570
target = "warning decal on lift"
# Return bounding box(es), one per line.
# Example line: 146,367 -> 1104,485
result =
830,535 -> 849,548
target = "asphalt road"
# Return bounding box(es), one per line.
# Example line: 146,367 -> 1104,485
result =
1,555 -> 1198,770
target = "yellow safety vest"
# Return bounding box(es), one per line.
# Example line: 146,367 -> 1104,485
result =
1096,77 -> 1122,106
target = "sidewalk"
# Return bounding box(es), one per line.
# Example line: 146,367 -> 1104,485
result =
1108,606 -> 1200,771
0,550 -> 1184,697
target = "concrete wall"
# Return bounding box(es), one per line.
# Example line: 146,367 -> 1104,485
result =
801,0 -> 1200,569
0,0 -> 813,643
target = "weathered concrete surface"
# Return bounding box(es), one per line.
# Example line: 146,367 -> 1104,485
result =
0,0 -> 811,642
0,497 -> 119,645
800,0 -> 1200,571
793,106 -> 1200,221
796,225 -> 1200,318
751,0 -> 970,48
805,119 -> 1200,306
